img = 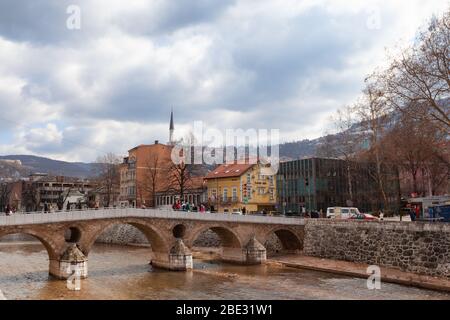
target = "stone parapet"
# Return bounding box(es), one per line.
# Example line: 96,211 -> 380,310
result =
303,219 -> 450,279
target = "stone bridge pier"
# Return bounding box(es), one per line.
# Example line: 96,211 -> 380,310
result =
183,221 -> 304,266
0,210 -> 305,280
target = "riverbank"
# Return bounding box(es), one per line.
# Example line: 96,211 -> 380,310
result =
266,254 -> 450,293
190,246 -> 450,292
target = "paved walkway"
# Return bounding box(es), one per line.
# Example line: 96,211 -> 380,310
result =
0,208 -> 304,226
267,255 -> 450,292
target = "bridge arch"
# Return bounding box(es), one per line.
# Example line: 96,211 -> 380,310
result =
263,227 -> 304,252
172,224 -> 186,238
80,219 -> 170,255
188,225 -> 243,249
64,226 -> 82,243
0,230 -> 62,260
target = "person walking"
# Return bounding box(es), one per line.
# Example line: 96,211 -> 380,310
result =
415,205 -> 421,220
409,207 -> 416,221
429,206 -> 435,221
379,210 -> 384,221
5,204 -> 11,216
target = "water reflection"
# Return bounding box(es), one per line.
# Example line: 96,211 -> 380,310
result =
0,242 -> 449,300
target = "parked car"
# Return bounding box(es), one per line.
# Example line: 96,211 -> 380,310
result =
285,210 -> 301,217
349,213 -> 379,221
435,205 -> 450,222
326,207 -> 361,219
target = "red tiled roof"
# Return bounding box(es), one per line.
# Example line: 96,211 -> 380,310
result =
205,163 -> 254,179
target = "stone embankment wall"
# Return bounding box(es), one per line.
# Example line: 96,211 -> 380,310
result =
192,229 -> 283,254
95,224 -> 149,245
96,225 -> 284,253
303,219 -> 450,278
0,234 -> 35,241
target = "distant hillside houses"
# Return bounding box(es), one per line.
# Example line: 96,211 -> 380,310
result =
0,159 -> 22,166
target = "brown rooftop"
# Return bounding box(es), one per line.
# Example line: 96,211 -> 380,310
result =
128,143 -> 173,152
205,163 -> 254,179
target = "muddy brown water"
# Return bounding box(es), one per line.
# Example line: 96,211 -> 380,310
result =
0,242 -> 449,300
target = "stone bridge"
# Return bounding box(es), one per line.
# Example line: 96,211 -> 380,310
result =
0,208 -> 305,279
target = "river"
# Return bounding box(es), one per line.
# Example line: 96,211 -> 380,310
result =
0,242 -> 449,300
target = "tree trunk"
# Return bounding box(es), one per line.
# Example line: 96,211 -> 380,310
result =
346,162 -> 353,202
412,171 -> 418,195
375,149 -> 388,211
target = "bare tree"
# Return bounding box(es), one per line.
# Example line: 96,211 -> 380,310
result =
382,112 -> 446,196
57,187 -> 73,211
382,9 -> 450,131
167,156 -> 193,202
166,132 -> 202,202
0,183 -> 12,212
356,78 -> 394,211
425,155 -> 450,195
316,105 -> 365,202
22,182 -> 40,212
95,153 -> 121,207
137,153 -> 165,207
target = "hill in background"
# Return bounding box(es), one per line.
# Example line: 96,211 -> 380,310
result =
0,139 -> 323,181
0,155 -> 99,180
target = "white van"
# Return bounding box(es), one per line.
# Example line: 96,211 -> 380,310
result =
326,207 -> 361,219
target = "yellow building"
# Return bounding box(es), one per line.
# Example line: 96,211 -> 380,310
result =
205,162 -> 277,214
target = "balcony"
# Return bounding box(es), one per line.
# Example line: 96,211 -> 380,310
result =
220,197 -> 240,204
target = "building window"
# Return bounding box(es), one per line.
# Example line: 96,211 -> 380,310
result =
269,189 -> 274,200
223,188 -> 228,202
232,187 -> 237,202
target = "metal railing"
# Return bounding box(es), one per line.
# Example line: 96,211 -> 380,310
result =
0,207 -> 304,226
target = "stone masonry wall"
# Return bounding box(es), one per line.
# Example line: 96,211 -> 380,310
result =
95,224 -> 149,245
0,234 -> 37,241
303,219 -> 450,278
97,224 -> 283,253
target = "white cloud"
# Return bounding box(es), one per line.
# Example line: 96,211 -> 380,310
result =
0,0 -> 447,162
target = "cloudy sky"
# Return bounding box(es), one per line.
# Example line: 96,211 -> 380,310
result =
0,0 -> 448,162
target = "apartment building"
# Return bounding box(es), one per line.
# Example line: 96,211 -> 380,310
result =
205,162 -> 277,213
119,141 -> 174,208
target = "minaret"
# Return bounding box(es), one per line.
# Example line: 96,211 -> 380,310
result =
169,109 -> 174,145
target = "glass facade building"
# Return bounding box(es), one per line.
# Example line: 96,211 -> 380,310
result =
276,158 -> 400,214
